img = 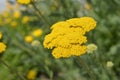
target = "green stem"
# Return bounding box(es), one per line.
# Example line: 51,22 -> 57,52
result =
0,58 -> 26,80
13,40 -> 36,56
31,0 -> 50,26
90,54 -> 111,80
76,57 -> 96,80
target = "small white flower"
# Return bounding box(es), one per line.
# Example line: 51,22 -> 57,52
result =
106,61 -> 114,68
31,40 -> 40,47
87,44 -> 97,54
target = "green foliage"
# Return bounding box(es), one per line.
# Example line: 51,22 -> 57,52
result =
0,0 -> 120,80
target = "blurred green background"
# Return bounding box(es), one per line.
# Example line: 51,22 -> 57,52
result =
0,0 -> 120,80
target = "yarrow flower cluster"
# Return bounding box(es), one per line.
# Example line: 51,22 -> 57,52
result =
0,32 -> 6,53
17,0 -> 31,4
27,69 -> 37,80
43,17 -> 96,58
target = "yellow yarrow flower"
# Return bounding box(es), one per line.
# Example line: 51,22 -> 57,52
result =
11,21 -> 17,28
27,70 -> 37,80
22,16 -> 29,24
2,11 -> 10,18
32,29 -> 43,37
0,32 -> 2,39
0,18 -> 2,26
17,0 -> 31,4
84,3 -> 92,10
43,17 -> 96,58
13,11 -> 21,19
5,18 -> 12,24
25,35 -> 33,43
0,42 -> 6,53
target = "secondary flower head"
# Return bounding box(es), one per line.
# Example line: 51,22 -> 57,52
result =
25,35 -> 33,43
13,11 -> 21,19
11,21 -> 17,28
31,40 -> 40,47
2,11 -> 10,18
84,3 -> 92,10
0,42 -> 6,53
0,32 -> 2,39
0,17 -> 2,26
22,16 -> 29,24
43,17 -> 96,58
87,44 -> 97,54
5,18 -> 12,24
106,61 -> 114,68
32,29 -> 43,37
17,0 -> 31,4
27,70 -> 37,80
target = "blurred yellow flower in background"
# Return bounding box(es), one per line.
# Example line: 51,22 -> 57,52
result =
84,3 -> 92,10
51,5 -> 56,10
25,35 -> 33,43
43,17 -> 96,58
0,32 -> 2,39
0,17 -> 2,26
17,0 -> 31,4
0,42 -> 6,53
32,29 -> 43,37
28,4 -> 33,8
6,2 -> 13,10
15,3 -> 20,9
2,11 -> 10,18
5,18 -> 12,24
27,70 -> 37,80
13,11 -> 21,19
22,16 -> 29,24
11,21 -> 17,28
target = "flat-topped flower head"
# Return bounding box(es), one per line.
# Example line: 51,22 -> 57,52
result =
0,42 -> 6,53
32,29 -> 43,37
43,17 -> 96,58
13,11 -> 21,19
17,0 -> 31,5
25,35 -> 33,43
27,70 -> 37,80
22,16 -> 29,24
